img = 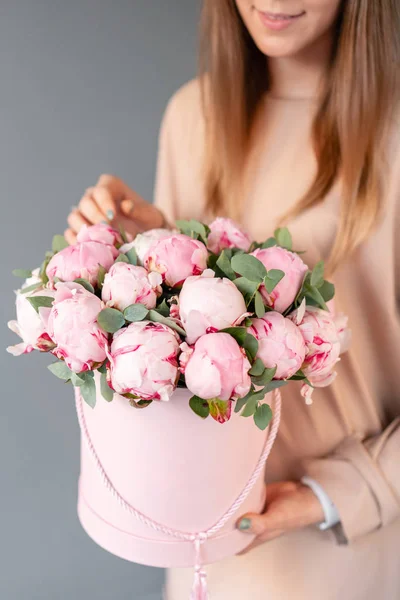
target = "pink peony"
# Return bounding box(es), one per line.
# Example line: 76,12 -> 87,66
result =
77,223 -> 123,254
251,246 -> 308,313
333,313 -> 352,354
178,271 -> 248,344
101,262 -> 162,311
46,241 -> 116,286
46,282 -> 108,372
144,233 -> 208,288
181,332 -> 251,404
207,217 -> 252,254
120,228 -> 172,265
289,305 -> 343,403
107,321 -> 180,402
7,273 -> 55,356
248,312 -> 306,379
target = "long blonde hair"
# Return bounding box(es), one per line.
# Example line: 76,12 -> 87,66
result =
199,0 -> 400,271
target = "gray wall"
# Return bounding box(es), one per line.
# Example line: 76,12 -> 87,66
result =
1,2 -> 198,598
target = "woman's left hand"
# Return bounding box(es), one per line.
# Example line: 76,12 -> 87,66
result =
236,481 -> 325,554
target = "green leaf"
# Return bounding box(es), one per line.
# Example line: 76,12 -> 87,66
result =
264,269 -> 285,294
234,386 -> 255,413
176,219 -> 208,243
118,223 -> 129,244
249,358 -> 265,377
155,299 -> 170,317
189,395 -> 210,419
231,254 -> 268,283
243,333 -> 259,361
27,295 -> 54,313
124,303 -> 149,322
264,380 -> 288,393
274,227 -> 292,250
147,310 -> 186,336
52,234 -> 69,253
232,277 -> 260,300
319,280 -> 335,302
97,361 -> 107,374
261,237 -> 277,249
216,251 -> 236,280
13,269 -> 32,278
289,369 -> 307,381
251,366 -> 277,387
220,327 -> 247,346
74,278 -> 95,294
97,308 -> 125,333
241,395 -> 260,417
254,291 -> 265,318
305,285 -> 328,311
244,317 -> 253,327
125,248 -> 138,266
20,282 -> 42,295
97,264 -> 107,288
115,253 -> 130,264
48,362 -> 72,381
80,376 -> 97,408
254,404 -> 273,430
100,371 -> 114,402
310,261 -> 325,288
70,372 -> 86,386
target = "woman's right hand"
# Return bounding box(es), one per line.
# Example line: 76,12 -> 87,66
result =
65,174 -> 168,244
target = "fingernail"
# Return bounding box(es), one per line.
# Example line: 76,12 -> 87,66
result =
106,209 -> 114,220
238,518 -> 252,531
101,220 -> 108,225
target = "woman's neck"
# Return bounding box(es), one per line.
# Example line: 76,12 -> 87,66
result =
267,30 -> 335,100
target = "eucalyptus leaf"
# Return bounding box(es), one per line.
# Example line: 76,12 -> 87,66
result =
220,327 -> 247,346
20,282 -> 42,295
124,303 -> 149,322
216,250 -> 236,280
52,234 -> 69,253
27,295 -> 54,313
80,376 -> 97,408
249,358 -> 265,377
254,291 -> 265,318
264,269 -> 285,294
251,366 -> 277,387
147,310 -> 186,336
231,254 -> 268,283
189,395 -> 210,419
254,403 -> 273,430
234,386 -> 255,413
241,395 -> 259,417
118,224 -> 129,244
13,269 -> 32,278
74,279 -> 95,294
155,299 -> 170,317
319,280 -> 335,302
48,362 -> 72,381
97,308 -> 125,333
176,219 -> 208,243
100,371 -> 114,402
115,253 -> 129,264
232,277 -> 259,300
98,361 -> 107,375
70,372 -> 86,386
264,379 -> 288,393
125,248 -> 138,266
97,264 -> 107,288
310,261 -> 325,288
305,285 -> 328,311
261,237 -> 277,249
243,333 -> 259,361
274,227 -> 292,250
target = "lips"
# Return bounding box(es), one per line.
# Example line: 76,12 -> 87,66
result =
258,9 -> 305,20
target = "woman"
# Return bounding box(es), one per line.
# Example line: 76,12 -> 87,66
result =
66,1 -> 400,598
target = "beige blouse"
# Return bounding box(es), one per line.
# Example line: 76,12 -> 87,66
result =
154,79 -> 400,600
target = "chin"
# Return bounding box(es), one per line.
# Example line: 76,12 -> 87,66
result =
254,37 -> 302,58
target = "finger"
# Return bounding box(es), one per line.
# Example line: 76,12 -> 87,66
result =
67,209 -> 90,233
237,530 -> 285,555
64,228 -> 77,245
265,481 -> 298,504
91,186 -> 117,221
79,194 -> 108,224
120,197 -> 166,229
96,173 -> 132,200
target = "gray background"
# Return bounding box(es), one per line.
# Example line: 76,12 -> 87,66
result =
1,1 -> 198,598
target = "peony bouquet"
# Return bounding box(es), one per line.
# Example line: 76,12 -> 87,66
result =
7,218 -> 350,430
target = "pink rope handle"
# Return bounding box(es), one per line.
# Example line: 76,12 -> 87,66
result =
75,387 -> 282,542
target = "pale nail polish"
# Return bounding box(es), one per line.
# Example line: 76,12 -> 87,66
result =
106,209 -> 114,220
238,518 -> 252,531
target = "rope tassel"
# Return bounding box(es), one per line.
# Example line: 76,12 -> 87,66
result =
190,534 -> 209,600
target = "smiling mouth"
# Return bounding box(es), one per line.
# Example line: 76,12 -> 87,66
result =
258,9 -> 306,20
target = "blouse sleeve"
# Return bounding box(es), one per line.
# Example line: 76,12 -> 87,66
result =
302,132 -> 400,544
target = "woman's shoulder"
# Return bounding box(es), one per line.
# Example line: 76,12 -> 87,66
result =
162,77 -> 204,132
